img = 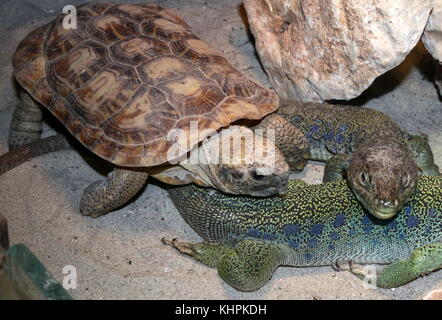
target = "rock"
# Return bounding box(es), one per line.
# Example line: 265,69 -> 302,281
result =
422,1 -> 442,94
243,0 -> 434,102
423,289 -> 442,300
3,244 -> 73,299
423,0 -> 442,62
435,62 -> 442,95
0,212 -> 8,250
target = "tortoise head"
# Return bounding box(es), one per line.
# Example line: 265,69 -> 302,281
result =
347,142 -> 419,220
193,126 -> 289,197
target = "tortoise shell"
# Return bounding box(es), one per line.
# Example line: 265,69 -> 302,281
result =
13,2 -> 278,167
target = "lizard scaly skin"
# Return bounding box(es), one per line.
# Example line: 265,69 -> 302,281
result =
165,176 -> 442,292
272,100 -> 440,220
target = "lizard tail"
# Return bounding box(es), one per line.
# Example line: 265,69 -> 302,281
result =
0,135 -> 70,176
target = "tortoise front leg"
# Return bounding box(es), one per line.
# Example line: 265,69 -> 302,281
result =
406,134 -> 440,176
8,91 -> 42,150
323,154 -> 351,182
162,238 -> 285,292
80,167 -> 149,218
254,114 -> 310,171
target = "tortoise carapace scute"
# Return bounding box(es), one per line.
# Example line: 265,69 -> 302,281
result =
13,2 -> 278,167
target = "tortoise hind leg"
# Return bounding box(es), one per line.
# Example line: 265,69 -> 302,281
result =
80,168 -> 149,218
8,91 -> 42,150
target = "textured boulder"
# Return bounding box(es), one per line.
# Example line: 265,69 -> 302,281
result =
244,0 -> 434,102
435,63 -> 442,95
422,0 -> 442,94
423,289 -> 442,300
423,0 -> 442,62
0,212 -> 8,250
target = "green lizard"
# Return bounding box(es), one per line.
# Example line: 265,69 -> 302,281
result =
259,100 -> 440,220
164,175 -> 442,292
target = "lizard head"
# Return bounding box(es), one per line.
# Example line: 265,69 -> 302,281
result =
347,142 -> 419,220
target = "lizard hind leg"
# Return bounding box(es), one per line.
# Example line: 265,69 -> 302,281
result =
162,238 -> 286,292
8,91 -> 43,150
161,238 -> 232,268
217,239 -> 286,292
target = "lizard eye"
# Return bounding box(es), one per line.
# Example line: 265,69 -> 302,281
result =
401,173 -> 411,188
360,172 -> 371,187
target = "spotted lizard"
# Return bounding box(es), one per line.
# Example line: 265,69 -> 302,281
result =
164,175 -> 442,292
259,100 -> 440,220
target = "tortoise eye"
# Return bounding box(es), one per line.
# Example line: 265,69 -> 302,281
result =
252,170 -> 268,181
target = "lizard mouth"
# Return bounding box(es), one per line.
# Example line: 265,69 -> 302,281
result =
353,191 -> 402,220
371,206 -> 400,220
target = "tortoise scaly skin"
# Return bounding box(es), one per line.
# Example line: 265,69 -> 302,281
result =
10,2 -> 293,217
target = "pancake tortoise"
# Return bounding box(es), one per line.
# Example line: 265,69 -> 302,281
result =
10,2 -> 294,218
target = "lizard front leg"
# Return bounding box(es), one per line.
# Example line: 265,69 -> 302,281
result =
162,238 -> 286,292
406,134 -> 440,176
253,114 -> 310,171
376,242 -> 442,288
323,154 -> 351,182
346,243 -> 442,288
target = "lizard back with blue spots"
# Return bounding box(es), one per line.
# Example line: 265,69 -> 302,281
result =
168,176 -> 442,267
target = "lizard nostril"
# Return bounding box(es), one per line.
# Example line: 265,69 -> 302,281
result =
381,200 -> 390,206
377,199 -> 397,208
